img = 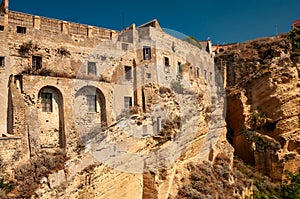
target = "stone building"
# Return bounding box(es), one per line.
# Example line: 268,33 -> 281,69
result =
0,0 -> 215,165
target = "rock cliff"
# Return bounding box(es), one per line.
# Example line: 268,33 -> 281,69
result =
215,29 -> 300,180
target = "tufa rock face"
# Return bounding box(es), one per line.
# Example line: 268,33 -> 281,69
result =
23,80 -> 230,199
215,32 -> 300,180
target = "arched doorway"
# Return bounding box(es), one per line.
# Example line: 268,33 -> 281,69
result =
74,86 -> 106,138
38,86 -> 65,148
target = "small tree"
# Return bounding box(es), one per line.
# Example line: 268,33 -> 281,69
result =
280,171 -> 300,199
170,80 -> 185,94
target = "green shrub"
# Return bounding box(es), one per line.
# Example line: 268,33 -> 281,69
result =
280,171 -> 300,199
170,80 -> 185,94
0,178 -> 14,194
242,127 -> 280,152
288,28 -> 300,52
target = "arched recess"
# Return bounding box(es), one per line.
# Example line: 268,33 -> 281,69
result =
74,86 -> 107,137
38,86 -> 66,149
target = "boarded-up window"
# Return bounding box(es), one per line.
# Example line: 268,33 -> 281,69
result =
32,56 -> 42,70
124,96 -> 132,109
41,93 -> 52,112
87,95 -> 96,112
143,46 -> 151,60
88,62 -> 96,75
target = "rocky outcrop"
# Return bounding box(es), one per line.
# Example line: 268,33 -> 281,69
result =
215,30 -> 300,180
11,78 -> 229,198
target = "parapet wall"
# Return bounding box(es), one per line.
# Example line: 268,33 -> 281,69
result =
4,11 -> 118,40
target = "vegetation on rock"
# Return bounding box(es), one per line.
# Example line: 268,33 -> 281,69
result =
182,36 -> 202,50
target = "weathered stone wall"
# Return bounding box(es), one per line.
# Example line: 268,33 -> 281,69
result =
0,6 -> 223,198
20,75 -> 114,155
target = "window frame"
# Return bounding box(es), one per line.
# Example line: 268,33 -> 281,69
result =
16,26 -> 26,34
32,56 -> 42,71
124,66 -> 132,80
87,95 -> 97,113
143,46 -> 151,60
146,73 -> 151,79
177,62 -> 181,74
124,96 -> 132,109
0,56 -> 5,67
41,93 -> 53,112
87,61 -> 97,75
164,57 -> 170,66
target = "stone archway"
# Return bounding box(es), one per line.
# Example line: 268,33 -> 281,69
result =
74,86 -> 107,138
38,86 -> 65,149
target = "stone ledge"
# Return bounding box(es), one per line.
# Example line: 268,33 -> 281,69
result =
0,135 -> 22,140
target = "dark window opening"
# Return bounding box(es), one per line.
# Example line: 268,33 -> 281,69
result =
32,56 -> 42,70
189,66 -> 193,75
88,62 -> 97,75
204,70 -> 207,80
143,46 -> 151,60
0,57 -> 4,67
87,95 -> 96,112
17,26 -> 26,34
0,26 -> 4,31
177,62 -> 181,73
196,68 -> 200,78
124,96 -> 132,109
41,93 -> 52,112
209,72 -> 213,81
164,57 -> 169,66
125,66 -> 132,80
146,73 -> 151,78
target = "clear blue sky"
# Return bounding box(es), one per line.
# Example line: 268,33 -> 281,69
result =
8,0 -> 300,44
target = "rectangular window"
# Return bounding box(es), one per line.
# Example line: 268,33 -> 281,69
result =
88,62 -> 97,75
122,43 -> 128,51
177,62 -> 181,73
124,66 -> 132,80
32,56 -> 42,70
0,26 -> 4,31
146,73 -> 151,78
204,70 -> 207,80
16,26 -> 26,34
164,57 -> 169,66
87,95 -> 96,112
196,68 -> 200,78
209,72 -> 213,81
143,46 -> 151,60
124,96 -> 132,109
0,57 -> 4,67
189,66 -> 193,75
41,93 -> 52,112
